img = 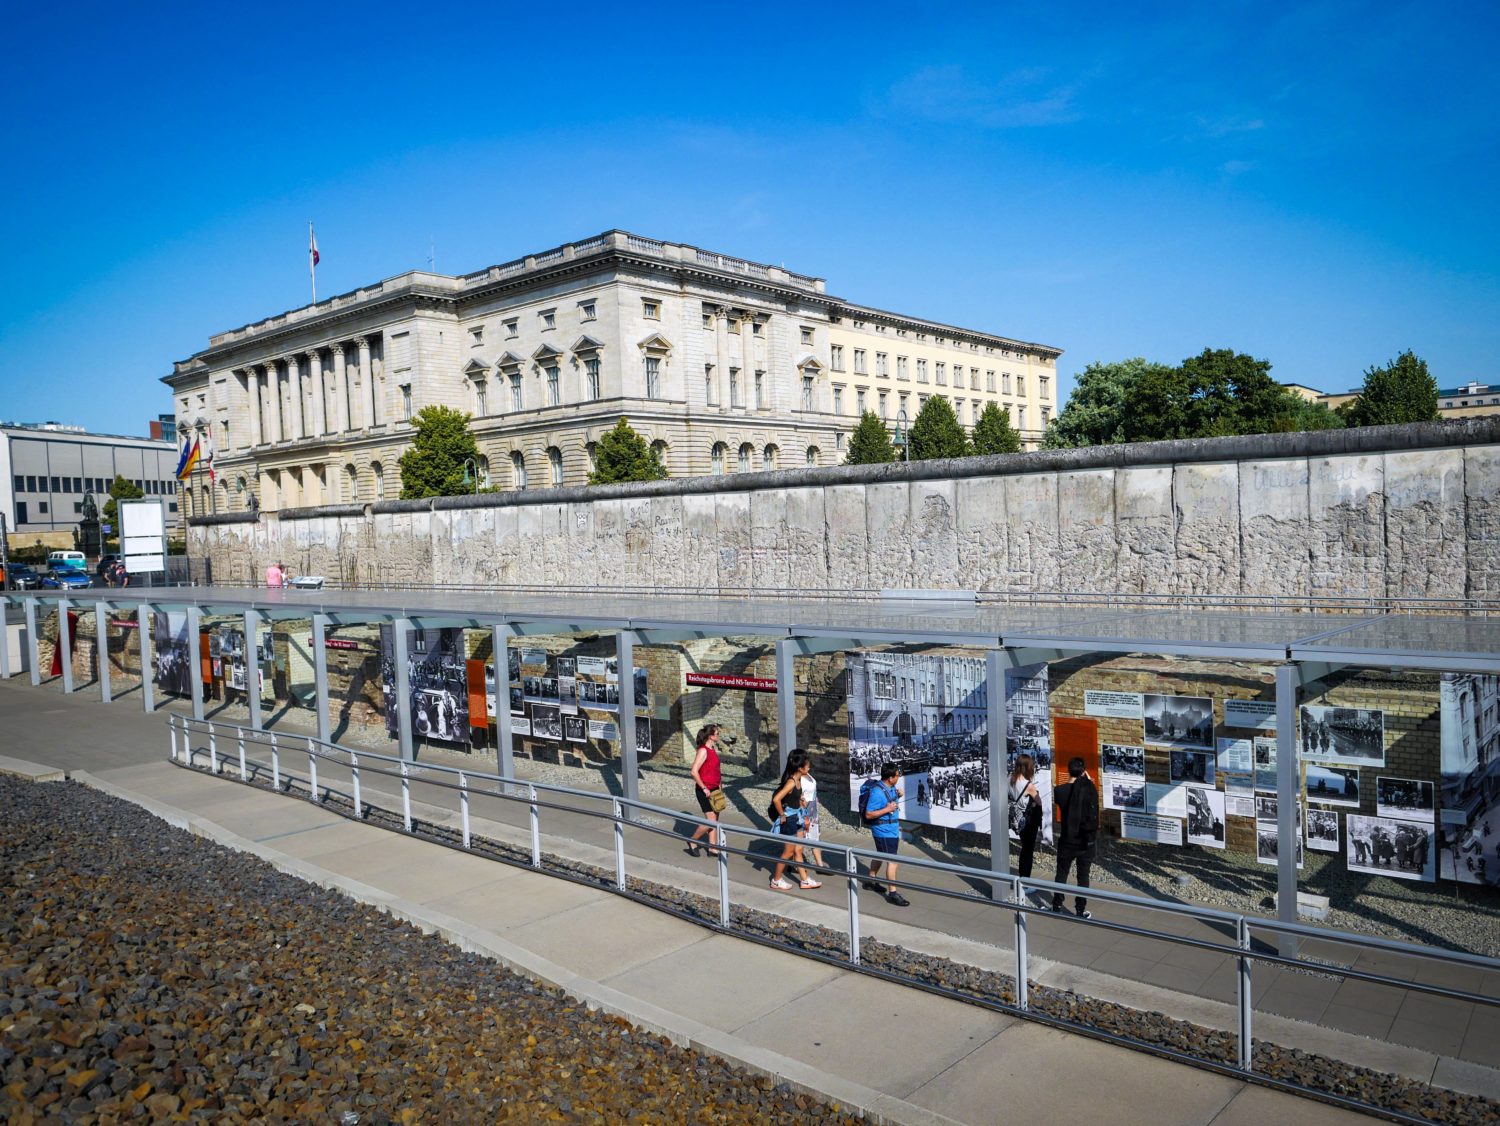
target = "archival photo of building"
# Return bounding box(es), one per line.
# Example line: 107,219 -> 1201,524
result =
161,232 -> 1061,516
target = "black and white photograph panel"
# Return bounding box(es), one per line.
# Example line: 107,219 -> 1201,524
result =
1185,785 -> 1225,848
509,685 -> 524,715
1142,694 -> 1214,750
1101,743 -> 1146,779
1255,819 -> 1305,868
1168,749 -> 1215,786
633,667 -> 650,709
556,657 -> 575,678
379,626 -> 471,747
563,713 -> 587,744
1305,763 -> 1361,808
559,676 -> 578,714
1255,793 -> 1279,823
1375,777 -> 1435,822
635,716 -> 652,757
1299,705 -> 1385,766
1306,809 -> 1341,852
1105,780 -> 1146,811
153,611 -> 193,699
1347,814 -> 1435,882
531,703 -> 563,741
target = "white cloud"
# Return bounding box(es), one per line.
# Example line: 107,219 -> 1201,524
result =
886,64 -> 1081,128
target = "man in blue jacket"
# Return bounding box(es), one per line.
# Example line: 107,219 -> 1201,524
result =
861,763 -> 910,907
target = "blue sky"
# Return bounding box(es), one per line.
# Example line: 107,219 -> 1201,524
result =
2,1 -> 1496,436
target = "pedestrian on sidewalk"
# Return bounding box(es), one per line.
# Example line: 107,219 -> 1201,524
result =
768,750 -> 819,890
859,763 -> 909,906
1051,756 -> 1099,919
686,724 -> 726,857
1009,753 -> 1043,879
799,755 -> 826,873
265,561 -> 284,589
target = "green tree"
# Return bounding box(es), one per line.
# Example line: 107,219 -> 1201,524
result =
1282,399 -> 1345,433
1044,358 -> 1173,448
1339,350 -> 1439,427
101,474 -> 145,527
588,418 -> 668,485
844,411 -> 896,465
397,405 -> 482,499
908,395 -> 970,460
972,402 -> 1023,455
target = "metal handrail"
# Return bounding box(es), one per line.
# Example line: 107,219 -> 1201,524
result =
165,713 -> 1500,1116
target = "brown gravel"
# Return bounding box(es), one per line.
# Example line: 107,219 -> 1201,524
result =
0,776 -> 862,1125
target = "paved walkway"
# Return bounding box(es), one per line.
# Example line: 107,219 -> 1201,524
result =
0,673 -> 1492,1121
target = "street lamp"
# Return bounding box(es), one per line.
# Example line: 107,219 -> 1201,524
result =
460,457 -> 481,495
893,409 -> 910,462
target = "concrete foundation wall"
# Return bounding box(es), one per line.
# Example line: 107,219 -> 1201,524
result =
188,419 -> 1500,600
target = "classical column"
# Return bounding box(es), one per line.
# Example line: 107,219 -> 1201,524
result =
309,350 -> 327,436
740,314 -> 754,392
358,337 -> 376,427
332,343 -> 350,433
265,362 -> 284,444
715,308 -> 730,404
245,368 -> 263,448
287,354 -> 306,440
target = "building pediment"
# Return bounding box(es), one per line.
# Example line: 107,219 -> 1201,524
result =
495,350 -> 526,369
795,353 -> 825,372
463,358 -> 490,377
637,332 -> 673,353
531,344 -> 563,362
570,334 -> 605,354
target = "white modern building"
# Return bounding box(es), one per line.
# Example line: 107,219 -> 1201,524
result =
163,231 -> 1063,516
0,422 -> 179,550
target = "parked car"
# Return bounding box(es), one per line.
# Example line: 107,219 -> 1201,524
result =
3,563 -> 44,590
41,569 -> 93,589
96,553 -> 123,579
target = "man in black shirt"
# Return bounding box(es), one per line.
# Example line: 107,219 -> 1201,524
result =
1052,756 -> 1100,919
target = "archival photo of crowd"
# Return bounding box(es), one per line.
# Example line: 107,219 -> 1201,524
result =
1256,803 -> 1304,869
1306,763 -> 1361,808
215,622 -> 273,703
1006,663 -> 1054,844
1142,694 -> 1214,751
1376,777 -> 1435,822
1438,673 -> 1500,887
1347,814 -> 1435,882
1299,705 -> 1385,766
846,651 -> 995,834
153,611 -> 193,699
1306,809 -> 1341,852
379,625 -> 470,748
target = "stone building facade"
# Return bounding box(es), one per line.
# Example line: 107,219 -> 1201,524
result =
163,231 -> 1060,517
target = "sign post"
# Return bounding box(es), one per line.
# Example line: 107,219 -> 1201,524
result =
120,499 -> 168,585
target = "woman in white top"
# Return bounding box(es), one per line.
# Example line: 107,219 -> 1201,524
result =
1009,754 -> 1043,878
799,762 -> 825,871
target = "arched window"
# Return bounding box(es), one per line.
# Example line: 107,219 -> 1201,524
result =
547,446 -> 563,486
371,462 -> 385,499
805,446 -> 820,467
762,444 -> 778,470
511,451 -> 527,490
477,455 -> 490,489
710,442 -> 726,475
200,484 -> 211,514
341,463 -> 356,502
219,479 -> 230,509
236,477 -> 248,509
737,443 -> 753,472
650,439 -> 668,472
184,491 -> 193,518
586,441 -> 598,473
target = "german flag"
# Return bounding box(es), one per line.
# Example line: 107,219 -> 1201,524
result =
175,436 -> 201,481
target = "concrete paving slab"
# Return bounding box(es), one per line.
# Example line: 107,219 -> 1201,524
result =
0,755 -> 67,782
308,838 -> 527,904
1205,1084 -> 1383,1124
1329,978 -> 1406,1015
904,1022 -> 1242,1126
266,818 -> 405,861
603,933 -> 844,1035
1318,1003 -> 1394,1042
1387,1016 -> 1467,1058
735,972 -> 1014,1100
422,871 -> 601,931
506,897 -> 710,982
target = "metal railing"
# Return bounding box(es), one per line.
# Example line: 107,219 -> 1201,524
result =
164,713 -> 1500,1119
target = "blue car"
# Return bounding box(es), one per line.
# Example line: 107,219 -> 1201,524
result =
41,569 -> 93,589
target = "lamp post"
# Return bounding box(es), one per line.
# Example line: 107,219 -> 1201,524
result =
460,457 -> 481,495
894,409 -> 910,462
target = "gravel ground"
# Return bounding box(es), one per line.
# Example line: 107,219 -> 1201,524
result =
0,776 -> 862,1125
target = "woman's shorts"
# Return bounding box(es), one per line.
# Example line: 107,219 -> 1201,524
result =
695,788 -> 716,814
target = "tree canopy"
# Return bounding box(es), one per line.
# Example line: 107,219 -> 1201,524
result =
844,411 -> 896,465
1045,348 -> 1342,448
397,405 -> 482,499
908,395 -> 971,460
971,402 -> 1023,455
588,418 -> 668,485
1338,350 -> 1439,428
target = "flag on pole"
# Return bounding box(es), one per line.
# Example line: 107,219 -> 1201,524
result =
175,436 -> 201,481
309,222 -> 320,267
203,427 -> 216,485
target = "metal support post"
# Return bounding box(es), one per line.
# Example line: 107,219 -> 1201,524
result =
400,762 -> 412,831
1274,662 -> 1299,958
392,617 -> 413,762
613,798 -> 627,891
616,629 -> 639,807
311,613 -> 332,744
717,839 -> 731,928
353,754 -> 364,818
1237,916 -> 1254,1071
24,598 -> 41,686
775,637 -> 796,775
244,609 -> 263,731
307,736 -> 320,802
58,599 -> 74,693
137,605 -> 154,711
987,650 -> 1011,890
95,602 -> 111,702
1014,875 -> 1029,1011
493,625 -> 514,785
457,771 -> 468,845
0,598 -> 11,681
846,847 -> 861,965
528,784 -> 541,867
237,728 -> 247,781
186,606 -> 204,721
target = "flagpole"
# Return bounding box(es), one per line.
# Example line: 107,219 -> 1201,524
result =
309,220 -> 317,304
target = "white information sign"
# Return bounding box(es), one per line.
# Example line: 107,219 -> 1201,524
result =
1084,690 -> 1145,720
120,499 -> 167,575
1146,782 -> 1189,817
1217,737 -> 1253,774
1223,699 -> 1277,731
1122,812 -> 1184,846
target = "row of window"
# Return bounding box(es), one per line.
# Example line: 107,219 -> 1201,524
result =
12,474 -> 175,497
469,300 -> 600,347
13,498 -> 176,524
828,346 -> 1046,397
838,317 -> 1039,358
829,388 -> 1048,429
708,443 -> 821,475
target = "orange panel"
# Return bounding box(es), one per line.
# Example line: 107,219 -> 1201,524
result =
467,659 -> 489,729
1052,716 -> 1100,820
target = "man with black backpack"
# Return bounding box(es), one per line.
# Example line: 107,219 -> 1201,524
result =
1052,756 -> 1100,919
859,763 -> 909,907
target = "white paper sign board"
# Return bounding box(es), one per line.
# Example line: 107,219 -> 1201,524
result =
121,500 -> 167,574
1223,699 -> 1277,730
1122,812 -> 1184,845
1085,690 -> 1145,719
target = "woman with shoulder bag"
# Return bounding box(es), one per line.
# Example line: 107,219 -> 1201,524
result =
686,725 -> 727,857
768,750 -> 820,890
1009,754 -> 1044,878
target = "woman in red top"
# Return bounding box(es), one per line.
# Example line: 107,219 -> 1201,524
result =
687,724 -> 724,857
